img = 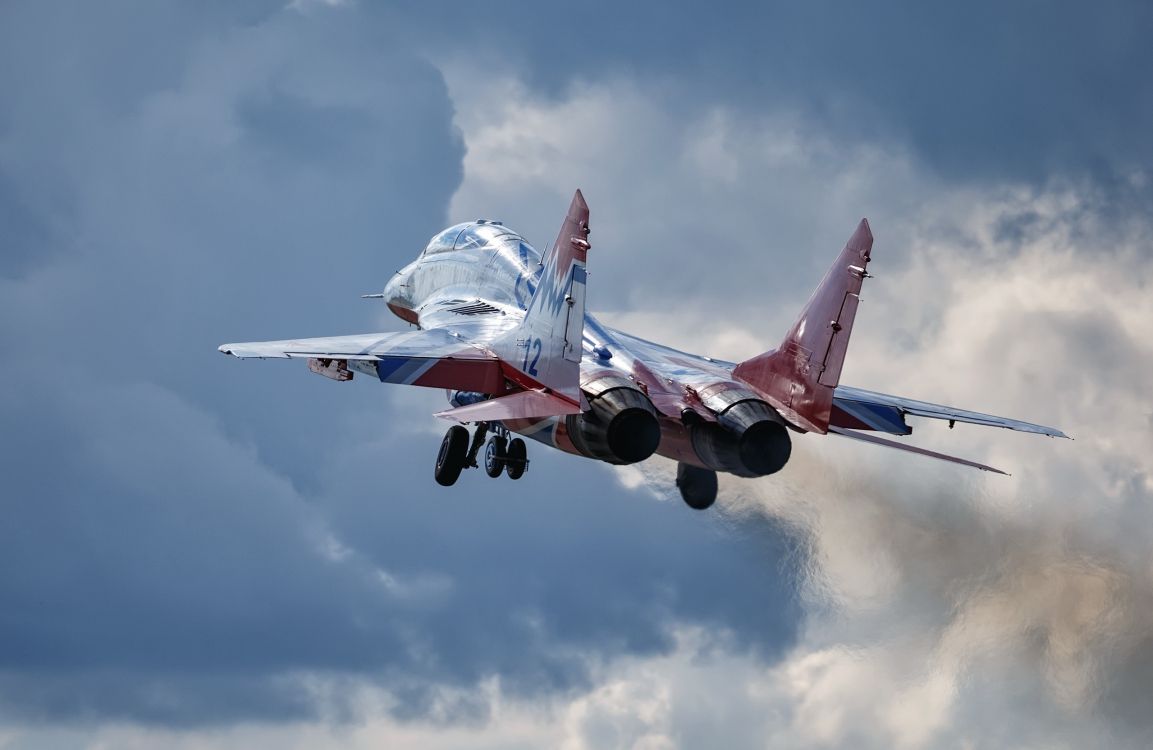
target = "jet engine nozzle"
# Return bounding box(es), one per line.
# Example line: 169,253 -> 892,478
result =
691,386 -> 792,477
567,377 -> 661,465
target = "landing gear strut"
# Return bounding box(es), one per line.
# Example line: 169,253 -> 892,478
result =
676,462 -> 717,510
434,422 -> 529,485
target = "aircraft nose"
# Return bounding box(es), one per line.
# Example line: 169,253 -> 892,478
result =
383,267 -> 419,324
383,272 -> 401,301
384,265 -> 411,301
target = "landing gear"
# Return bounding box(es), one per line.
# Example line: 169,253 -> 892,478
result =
434,423 -> 528,484
434,425 -> 470,486
676,462 -> 717,510
484,435 -> 508,478
505,438 -> 527,480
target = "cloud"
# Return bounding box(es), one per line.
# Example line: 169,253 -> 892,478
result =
0,3 -> 802,730
430,72 -> 1153,748
2,0 -> 1152,746
400,1 -> 1153,192
639,190 -> 1153,748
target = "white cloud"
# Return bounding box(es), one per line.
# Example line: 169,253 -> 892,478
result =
431,70 -> 1153,748
6,52 -> 1150,750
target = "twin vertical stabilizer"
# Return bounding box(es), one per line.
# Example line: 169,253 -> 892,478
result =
491,190 -> 590,407
733,219 -> 874,433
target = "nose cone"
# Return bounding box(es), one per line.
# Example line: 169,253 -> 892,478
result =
383,272 -> 403,304
384,269 -> 418,324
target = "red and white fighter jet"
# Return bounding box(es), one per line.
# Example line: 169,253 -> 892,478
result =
220,191 -> 1067,509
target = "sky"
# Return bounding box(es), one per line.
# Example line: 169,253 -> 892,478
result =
0,1 -> 1151,748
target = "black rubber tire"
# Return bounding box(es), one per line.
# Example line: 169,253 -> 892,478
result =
676,462 -> 717,510
505,438 -> 527,480
434,426 -> 470,486
484,436 -> 508,478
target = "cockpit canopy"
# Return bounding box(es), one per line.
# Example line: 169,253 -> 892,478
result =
423,221 -> 526,256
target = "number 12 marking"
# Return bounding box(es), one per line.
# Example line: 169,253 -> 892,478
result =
523,337 -> 542,376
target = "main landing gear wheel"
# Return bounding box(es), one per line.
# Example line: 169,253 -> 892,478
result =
676,462 -> 717,510
484,436 -> 508,478
434,425 -> 470,486
505,438 -> 528,480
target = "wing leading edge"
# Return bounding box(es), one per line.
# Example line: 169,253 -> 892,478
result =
218,329 -> 507,393
825,385 -> 1069,474
218,329 -> 491,360
832,384 -> 1069,438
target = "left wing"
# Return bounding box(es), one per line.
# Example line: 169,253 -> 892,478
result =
219,329 -> 506,392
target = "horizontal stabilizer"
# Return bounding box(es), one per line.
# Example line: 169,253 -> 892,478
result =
828,426 -> 1008,475
435,389 -> 582,423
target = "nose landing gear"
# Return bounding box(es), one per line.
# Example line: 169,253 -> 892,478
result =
434,422 -> 529,486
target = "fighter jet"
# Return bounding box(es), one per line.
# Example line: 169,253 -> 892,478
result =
219,191 -> 1067,509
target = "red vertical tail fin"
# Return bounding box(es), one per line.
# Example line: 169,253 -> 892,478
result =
732,219 -> 873,433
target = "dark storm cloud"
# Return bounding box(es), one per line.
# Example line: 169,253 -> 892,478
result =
394,0 -> 1153,191
0,371 -> 800,726
0,0 -> 802,726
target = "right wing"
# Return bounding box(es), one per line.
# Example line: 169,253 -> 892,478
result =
833,384 -> 1069,438
827,385 -> 1069,475
219,329 -> 506,392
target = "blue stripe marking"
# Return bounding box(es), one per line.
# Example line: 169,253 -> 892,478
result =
834,398 -> 911,435
376,357 -> 414,383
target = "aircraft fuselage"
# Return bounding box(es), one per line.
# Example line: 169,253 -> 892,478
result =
384,221 -> 792,476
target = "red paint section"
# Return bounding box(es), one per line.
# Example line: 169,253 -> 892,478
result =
656,418 -> 709,467
411,358 -> 506,393
499,360 -> 548,392
435,389 -> 582,422
496,360 -> 582,409
387,302 -> 419,324
829,403 -> 875,431
733,219 -> 873,434
556,190 -> 590,267
553,417 -> 577,454
628,357 -> 718,421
